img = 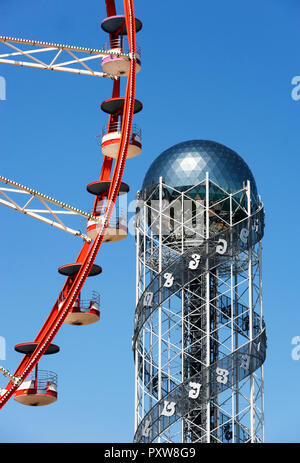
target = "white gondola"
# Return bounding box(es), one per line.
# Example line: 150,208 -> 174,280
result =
14,372 -> 57,406
101,43 -> 141,77
100,118 -> 142,160
87,215 -> 128,242
58,292 -> 100,326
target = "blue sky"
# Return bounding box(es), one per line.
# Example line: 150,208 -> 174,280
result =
0,0 -> 300,443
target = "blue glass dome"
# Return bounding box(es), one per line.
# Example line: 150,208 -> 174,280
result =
142,140 -> 258,200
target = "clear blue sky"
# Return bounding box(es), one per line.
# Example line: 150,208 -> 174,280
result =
0,0 -> 300,443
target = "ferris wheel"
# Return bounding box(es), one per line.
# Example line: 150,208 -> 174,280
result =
0,0 -> 141,408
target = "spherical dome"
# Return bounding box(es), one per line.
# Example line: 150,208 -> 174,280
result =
142,140 -> 258,200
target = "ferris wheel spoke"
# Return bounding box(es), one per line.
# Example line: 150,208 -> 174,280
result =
0,365 -> 20,385
0,36 -> 130,78
0,176 -> 100,241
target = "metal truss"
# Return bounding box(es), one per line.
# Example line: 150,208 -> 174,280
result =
0,365 -> 20,385
0,175 -> 98,241
0,36 -> 130,78
133,176 -> 266,443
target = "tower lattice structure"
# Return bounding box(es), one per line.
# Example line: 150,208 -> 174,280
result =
133,173 -> 266,443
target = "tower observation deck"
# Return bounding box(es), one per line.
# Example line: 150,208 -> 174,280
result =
133,140 -> 266,443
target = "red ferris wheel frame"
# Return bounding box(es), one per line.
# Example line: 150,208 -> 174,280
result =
0,0 -> 138,409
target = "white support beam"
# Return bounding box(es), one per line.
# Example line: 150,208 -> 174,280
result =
0,36 -> 130,78
0,175 -> 102,242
